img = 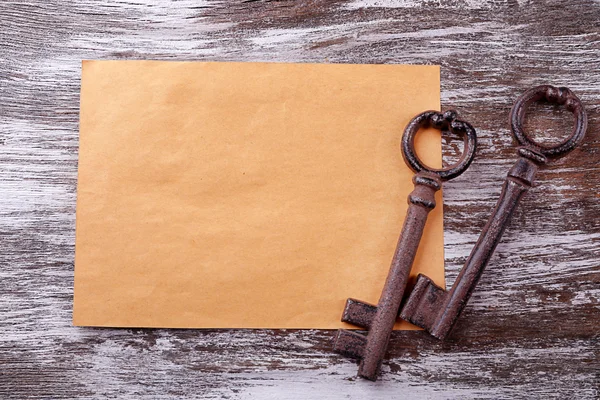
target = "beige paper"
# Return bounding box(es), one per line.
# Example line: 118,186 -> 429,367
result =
74,60 -> 443,329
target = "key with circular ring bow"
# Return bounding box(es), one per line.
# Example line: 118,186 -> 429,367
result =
333,110 -> 477,381
401,85 -> 588,340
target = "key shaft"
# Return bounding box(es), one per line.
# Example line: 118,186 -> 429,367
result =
359,173 -> 440,380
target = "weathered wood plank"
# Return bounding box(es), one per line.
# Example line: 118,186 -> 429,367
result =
1,0 -> 598,398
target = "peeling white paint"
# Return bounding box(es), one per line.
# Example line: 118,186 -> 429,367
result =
345,0 -> 529,10
1,0 -> 599,398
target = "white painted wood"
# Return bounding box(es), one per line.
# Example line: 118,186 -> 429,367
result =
1,0 -> 598,398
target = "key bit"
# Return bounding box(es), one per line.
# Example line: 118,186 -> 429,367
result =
333,110 -> 477,381
401,85 -> 588,340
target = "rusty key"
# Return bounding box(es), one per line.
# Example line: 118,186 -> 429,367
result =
401,85 -> 588,340
333,110 -> 477,380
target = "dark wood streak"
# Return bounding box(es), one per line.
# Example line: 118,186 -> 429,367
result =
0,0 -> 598,398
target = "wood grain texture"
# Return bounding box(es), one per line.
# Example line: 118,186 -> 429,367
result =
1,0 -> 598,398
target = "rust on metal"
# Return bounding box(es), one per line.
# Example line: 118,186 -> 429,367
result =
333,110 -> 477,381
401,85 -> 588,340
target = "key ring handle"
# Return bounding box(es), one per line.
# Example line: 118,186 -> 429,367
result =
402,110 -> 477,181
510,85 -> 587,158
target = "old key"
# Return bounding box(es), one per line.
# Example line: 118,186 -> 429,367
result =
333,110 -> 477,380
401,85 -> 588,340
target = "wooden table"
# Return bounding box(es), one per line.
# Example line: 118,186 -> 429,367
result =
1,1 -> 598,398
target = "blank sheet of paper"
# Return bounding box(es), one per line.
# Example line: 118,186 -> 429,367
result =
73,60 -> 443,329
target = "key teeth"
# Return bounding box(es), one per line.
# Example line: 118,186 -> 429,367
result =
400,274 -> 447,332
333,329 -> 366,359
341,298 -> 377,329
